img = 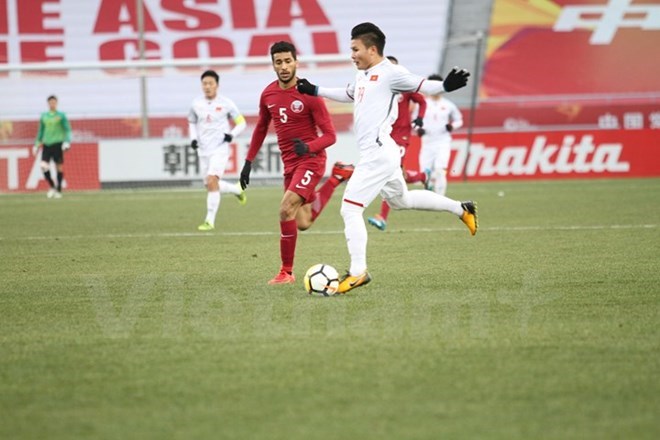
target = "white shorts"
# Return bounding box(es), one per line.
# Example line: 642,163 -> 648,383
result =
419,139 -> 451,172
342,138 -> 406,208
199,148 -> 230,183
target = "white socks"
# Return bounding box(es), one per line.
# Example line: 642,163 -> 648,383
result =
205,191 -> 220,224
219,180 -> 241,195
340,203 -> 368,276
392,190 -> 463,216
433,169 -> 448,196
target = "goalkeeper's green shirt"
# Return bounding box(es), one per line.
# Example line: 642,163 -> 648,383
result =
36,111 -> 71,146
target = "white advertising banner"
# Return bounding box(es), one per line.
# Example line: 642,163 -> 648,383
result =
99,133 -> 360,183
0,0 -> 449,118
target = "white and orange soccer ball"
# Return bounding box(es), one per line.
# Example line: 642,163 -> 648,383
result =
303,264 -> 340,296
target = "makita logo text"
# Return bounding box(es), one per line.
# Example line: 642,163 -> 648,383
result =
450,135 -> 630,177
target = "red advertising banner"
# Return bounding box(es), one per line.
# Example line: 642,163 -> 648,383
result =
0,143 -> 100,192
405,129 -> 660,181
483,0 -> 660,97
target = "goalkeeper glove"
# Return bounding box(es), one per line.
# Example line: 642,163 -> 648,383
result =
62,142 -> 71,151
239,160 -> 252,190
191,140 -> 198,150
445,123 -> 454,132
296,78 -> 318,96
32,143 -> 40,155
412,117 -> 424,129
442,67 -> 470,92
293,138 -> 309,156
223,133 -> 233,143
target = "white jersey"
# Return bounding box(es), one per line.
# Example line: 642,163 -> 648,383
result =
188,94 -> 244,156
345,59 -> 426,150
422,96 -> 463,144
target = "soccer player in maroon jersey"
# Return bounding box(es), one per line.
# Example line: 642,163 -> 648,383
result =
368,55 -> 429,231
240,41 -> 354,285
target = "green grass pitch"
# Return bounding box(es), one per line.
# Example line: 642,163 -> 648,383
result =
1,178 -> 659,439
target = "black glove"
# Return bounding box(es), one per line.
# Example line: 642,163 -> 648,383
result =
442,67 -> 470,92
191,140 -> 198,150
412,117 -> 424,128
293,138 -> 309,156
296,78 -> 318,96
416,127 -> 425,137
223,133 -> 233,143
239,160 -> 251,190
445,123 -> 454,132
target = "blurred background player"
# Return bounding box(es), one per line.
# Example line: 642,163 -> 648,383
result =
418,73 -> 463,196
33,95 -> 71,198
188,70 -> 247,231
367,55 -> 428,231
240,41 -> 354,285
297,22 -> 477,294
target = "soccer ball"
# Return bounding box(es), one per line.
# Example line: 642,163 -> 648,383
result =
303,264 -> 340,296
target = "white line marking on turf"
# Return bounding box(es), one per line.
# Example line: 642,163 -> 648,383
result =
0,224 -> 656,241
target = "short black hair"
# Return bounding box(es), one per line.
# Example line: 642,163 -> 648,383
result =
351,22 -> 386,55
428,74 -> 443,82
201,70 -> 219,83
47,95 -> 57,101
270,41 -> 297,60
386,55 -> 398,64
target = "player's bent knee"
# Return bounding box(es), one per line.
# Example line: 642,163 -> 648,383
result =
297,220 -> 312,231
385,194 -> 410,210
340,201 -> 364,218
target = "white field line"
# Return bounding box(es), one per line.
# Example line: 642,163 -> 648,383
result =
1,224 -> 656,241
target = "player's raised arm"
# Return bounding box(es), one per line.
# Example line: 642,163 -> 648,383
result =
297,78 -> 355,103
418,68 -> 470,95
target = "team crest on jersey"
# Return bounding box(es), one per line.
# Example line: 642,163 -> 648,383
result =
290,100 -> 304,113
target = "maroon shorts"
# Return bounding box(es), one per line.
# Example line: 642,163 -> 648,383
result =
283,158 -> 326,203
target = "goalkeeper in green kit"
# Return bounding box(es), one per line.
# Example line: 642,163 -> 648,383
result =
34,95 -> 72,198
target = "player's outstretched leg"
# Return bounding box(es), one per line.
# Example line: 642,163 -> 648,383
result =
310,162 -> 355,221
331,161 -> 355,182
387,189 -> 478,236
219,180 -> 247,205
404,169 -> 426,185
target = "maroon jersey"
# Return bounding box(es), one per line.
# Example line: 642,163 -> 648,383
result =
390,91 -> 427,147
247,80 -> 336,174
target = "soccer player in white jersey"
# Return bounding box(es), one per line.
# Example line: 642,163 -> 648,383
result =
188,70 -> 247,231
418,73 -> 463,196
296,22 -> 478,294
